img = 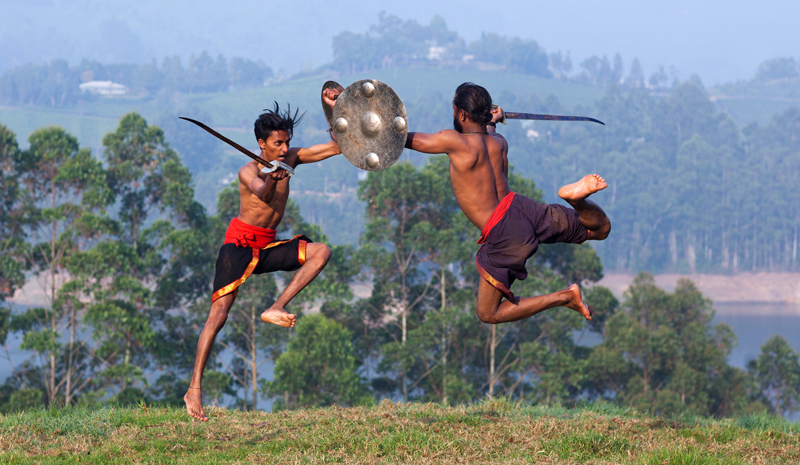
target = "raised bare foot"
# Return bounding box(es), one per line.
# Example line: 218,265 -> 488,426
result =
558,174 -> 607,203
260,306 -> 296,327
184,389 -> 208,422
563,284 -> 592,321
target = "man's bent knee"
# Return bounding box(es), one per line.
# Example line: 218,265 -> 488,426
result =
589,221 -> 611,241
309,243 -> 332,264
475,306 -> 500,324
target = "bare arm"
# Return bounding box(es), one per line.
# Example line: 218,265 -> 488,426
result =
239,163 -> 289,204
290,140 -> 342,165
405,130 -> 464,154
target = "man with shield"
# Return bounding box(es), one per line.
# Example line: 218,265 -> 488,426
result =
403,82 -> 611,324
183,91 -> 342,421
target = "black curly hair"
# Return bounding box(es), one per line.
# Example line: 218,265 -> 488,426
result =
254,102 -> 305,142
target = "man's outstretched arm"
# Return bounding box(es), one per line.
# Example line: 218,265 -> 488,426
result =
290,139 -> 341,165
405,130 -> 462,154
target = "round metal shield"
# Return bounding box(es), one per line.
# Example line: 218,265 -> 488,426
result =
331,79 -> 408,171
320,80 -> 344,129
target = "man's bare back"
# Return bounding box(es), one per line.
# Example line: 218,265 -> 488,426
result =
406,126 -> 510,231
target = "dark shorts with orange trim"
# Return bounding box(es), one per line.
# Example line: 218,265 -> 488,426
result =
476,195 -> 587,299
211,235 -> 311,302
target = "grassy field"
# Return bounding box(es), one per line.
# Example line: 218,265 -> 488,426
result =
1,399 -> 797,464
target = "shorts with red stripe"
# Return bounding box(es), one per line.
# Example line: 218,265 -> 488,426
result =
211,235 -> 311,302
476,192 -> 588,299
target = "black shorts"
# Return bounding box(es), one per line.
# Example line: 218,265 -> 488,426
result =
211,235 -> 311,302
476,194 -> 587,299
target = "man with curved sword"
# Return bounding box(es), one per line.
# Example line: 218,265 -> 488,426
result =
403,82 -> 612,324
182,91 -> 342,422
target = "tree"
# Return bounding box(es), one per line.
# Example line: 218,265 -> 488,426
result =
0,124 -> 24,304
359,162 -> 448,402
587,273 -> 754,416
754,58 -> 798,82
268,314 -> 370,408
66,113 -> 203,404
12,126 -> 109,406
748,335 -> 800,416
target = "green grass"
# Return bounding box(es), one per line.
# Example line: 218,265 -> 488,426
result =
1,399 -> 797,464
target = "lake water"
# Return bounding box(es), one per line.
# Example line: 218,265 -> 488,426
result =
713,302 -> 800,368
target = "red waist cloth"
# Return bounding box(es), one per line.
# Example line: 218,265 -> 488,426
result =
224,217 -> 277,248
477,191 -> 516,244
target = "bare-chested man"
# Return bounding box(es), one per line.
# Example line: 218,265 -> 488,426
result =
185,96 -> 341,421
404,82 -> 611,324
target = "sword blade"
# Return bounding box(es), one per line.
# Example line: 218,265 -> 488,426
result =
503,112 -> 605,125
178,117 -> 274,168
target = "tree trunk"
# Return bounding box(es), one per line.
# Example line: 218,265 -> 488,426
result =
66,304 -> 76,405
251,303 -> 257,411
48,172 -> 57,407
669,230 -> 678,267
440,264 -> 447,405
401,268 -> 408,403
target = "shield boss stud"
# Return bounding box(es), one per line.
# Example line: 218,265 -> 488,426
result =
362,112 -> 381,137
334,117 -> 348,133
365,152 -> 379,168
393,116 -> 406,133
361,81 -> 376,98
332,79 -> 408,171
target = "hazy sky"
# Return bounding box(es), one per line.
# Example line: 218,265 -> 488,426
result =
2,0 -> 798,85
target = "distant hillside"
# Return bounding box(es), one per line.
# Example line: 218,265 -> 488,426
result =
0,68 -> 605,230
710,57 -> 800,125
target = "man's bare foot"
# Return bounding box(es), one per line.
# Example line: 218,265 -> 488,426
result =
558,174 -> 607,203
184,389 -> 208,422
260,306 -> 296,327
563,284 -> 592,321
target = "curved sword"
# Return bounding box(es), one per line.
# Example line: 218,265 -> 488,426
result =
493,106 -> 604,125
178,116 -> 294,176
179,116 -> 273,167
179,116 -> 295,175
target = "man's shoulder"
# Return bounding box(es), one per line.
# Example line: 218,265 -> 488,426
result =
436,128 -> 462,137
239,160 -> 259,172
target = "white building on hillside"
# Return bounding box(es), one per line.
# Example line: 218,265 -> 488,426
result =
79,80 -> 128,96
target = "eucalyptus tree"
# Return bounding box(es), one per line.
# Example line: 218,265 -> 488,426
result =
0,124 -> 24,306
11,126 -> 109,406
748,335 -> 800,417
587,273 -> 755,416
61,112 -> 203,403
359,161 -> 449,402
0,124 -> 25,400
